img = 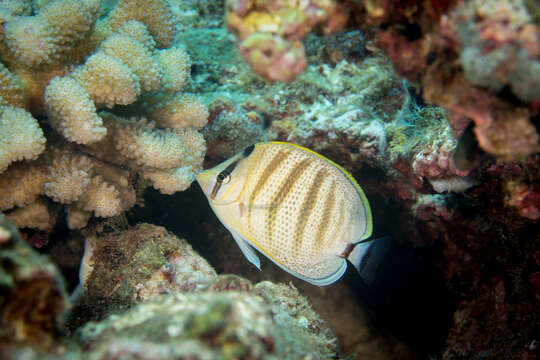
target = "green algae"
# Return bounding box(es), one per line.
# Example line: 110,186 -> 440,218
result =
386,85 -> 448,163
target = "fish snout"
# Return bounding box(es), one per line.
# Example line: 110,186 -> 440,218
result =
195,169 -> 217,197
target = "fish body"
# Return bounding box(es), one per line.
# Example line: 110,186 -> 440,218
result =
196,141 -> 375,286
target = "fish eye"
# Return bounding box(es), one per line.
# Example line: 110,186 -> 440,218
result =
217,172 -> 231,184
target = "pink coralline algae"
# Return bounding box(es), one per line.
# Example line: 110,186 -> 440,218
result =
239,33 -> 307,82
225,0 -> 349,81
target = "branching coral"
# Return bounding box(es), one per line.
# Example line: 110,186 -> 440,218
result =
2,0 -> 99,67
0,161 -> 47,211
142,93 -> 209,129
93,0 -> 175,48
0,0 -> 208,230
44,76 -> 107,144
7,199 -> 52,231
0,105 -> 46,172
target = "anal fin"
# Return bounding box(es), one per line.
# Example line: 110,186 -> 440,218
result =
229,228 -> 261,270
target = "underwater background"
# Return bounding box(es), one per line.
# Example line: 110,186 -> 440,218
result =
0,0 -> 538,359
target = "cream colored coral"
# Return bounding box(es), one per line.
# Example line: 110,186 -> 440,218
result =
65,205 -> 92,230
99,32 -> 161,93
141,128 -> 206,194
3,0 -> 96,67
0,0 -> 205,230
155,47 -> 190,93
0,105 -> 46,172
0,0 -> 32,20
115,118 -> 187,169
91,162 -> 136,214
175,127 -> 206,170
0,162 -> 47,211
142,166 -> 194,194
96,0 -> 175,48
43,150 -> 94,203
44,76 -> 107,144
7,199 -> 51,231
69,159 -> 136,219
116,20 -> 157,51
79,176 -> 123,218
144,93 -> 209,129
72,52 -> 140,108
0,63 -> 27,108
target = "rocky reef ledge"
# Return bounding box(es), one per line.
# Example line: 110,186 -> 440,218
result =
0,216 -> 340,360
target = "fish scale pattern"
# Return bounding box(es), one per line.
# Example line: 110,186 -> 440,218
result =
241,143 -> 369,281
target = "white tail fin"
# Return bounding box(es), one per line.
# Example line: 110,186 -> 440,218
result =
348,236 -> 391,284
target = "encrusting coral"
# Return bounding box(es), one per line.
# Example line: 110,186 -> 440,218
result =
225,0 -> 540,163
0,0 -> 208,229
0,219 -> 340,359
69,223 -> 339,360
78,223 -> 218,308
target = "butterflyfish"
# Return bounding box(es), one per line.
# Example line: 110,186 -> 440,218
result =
197,141 -> 384,286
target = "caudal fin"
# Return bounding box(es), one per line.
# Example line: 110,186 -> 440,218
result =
348,236 -> 391,284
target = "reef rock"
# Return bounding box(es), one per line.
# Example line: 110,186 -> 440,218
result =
79,223 -> 217,313
76,285 -> 338,360
1,221 -> 339,359
0,214 -> 68,351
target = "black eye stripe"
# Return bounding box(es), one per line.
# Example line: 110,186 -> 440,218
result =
243,144 -> 255,157
210,181 -> 222,199
222,160 -> 239,178
211,160 -> 239,199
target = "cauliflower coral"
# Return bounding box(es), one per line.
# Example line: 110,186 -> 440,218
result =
0,0 -> 208,230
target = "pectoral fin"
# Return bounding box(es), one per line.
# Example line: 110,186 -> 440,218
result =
228,228 -> 261,270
